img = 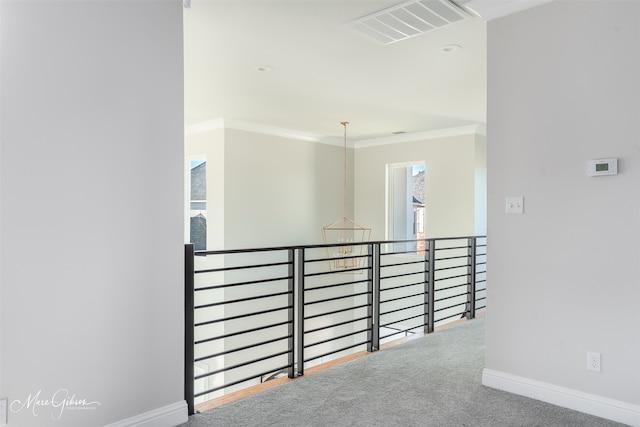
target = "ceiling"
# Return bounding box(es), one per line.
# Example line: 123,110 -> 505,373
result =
183,0 -> 548,143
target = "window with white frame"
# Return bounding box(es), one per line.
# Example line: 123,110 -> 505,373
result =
386,162 -> 425,252
189,159 -> 207,251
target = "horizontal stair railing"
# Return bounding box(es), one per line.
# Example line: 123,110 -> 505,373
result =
185,235 -> 487,414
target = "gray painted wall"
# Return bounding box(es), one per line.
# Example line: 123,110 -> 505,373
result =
485,1 -> 640,422
1,2 -> 185,426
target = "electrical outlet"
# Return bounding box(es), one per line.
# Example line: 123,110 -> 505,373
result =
0,397 -> 7,426
587,352 -> 601,372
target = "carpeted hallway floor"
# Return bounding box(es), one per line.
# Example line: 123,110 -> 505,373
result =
182,318 -> 628,427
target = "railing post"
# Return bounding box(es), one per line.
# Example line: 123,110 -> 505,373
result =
368,243 -> 381,352
466,237 -> 477,320
425,239 -> 435,334
287,249 -> 295,378
295,248 -> 305,376
184,244 -> 195,416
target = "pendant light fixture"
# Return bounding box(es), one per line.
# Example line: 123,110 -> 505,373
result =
322,122 -> 371,270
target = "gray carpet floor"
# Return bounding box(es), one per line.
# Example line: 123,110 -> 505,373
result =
182,319 -> 627,427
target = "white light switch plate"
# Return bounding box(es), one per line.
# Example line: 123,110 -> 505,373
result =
506,196 -> 524,214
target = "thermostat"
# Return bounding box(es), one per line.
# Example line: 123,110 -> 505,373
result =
587,158 -> 617,176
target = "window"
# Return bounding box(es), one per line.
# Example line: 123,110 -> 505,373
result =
386,162 -> 425,252
189,160 -> 207,250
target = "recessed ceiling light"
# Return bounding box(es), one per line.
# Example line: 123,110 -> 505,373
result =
440,44 -> 461,53
256,65 -> 273,72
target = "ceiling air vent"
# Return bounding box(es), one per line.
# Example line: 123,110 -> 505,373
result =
347,0 -> 473,45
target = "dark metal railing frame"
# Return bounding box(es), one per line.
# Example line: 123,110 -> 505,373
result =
184,244 -> 195,416
184,236 -> 486,414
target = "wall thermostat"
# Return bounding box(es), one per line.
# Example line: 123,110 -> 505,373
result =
587,158 -> 617,176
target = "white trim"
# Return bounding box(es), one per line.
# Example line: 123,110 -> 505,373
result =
465,0 -> 555,21
482,369 -> 640,427
185,118 -> 486,148
185,117 -> 225,136
104,401 -> 188,427
354,124 -> 486,149
225,119 -> 340,144
185,118 -> 342,145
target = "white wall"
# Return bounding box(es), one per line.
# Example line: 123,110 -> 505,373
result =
0,2 -> 186,426
474,134 -> 487,235
221,128 -> 346,249
354,130 -> 486,240
484,1 -> 640,425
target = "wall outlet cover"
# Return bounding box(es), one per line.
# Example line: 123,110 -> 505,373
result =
587,352 -> 601,372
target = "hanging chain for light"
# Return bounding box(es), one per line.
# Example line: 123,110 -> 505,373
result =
341,121 -> 349,222
322,121 -> 371,271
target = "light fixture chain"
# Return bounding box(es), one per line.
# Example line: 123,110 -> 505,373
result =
342,121 -> 348,221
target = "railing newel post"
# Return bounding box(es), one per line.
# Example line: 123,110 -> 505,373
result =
426,239 -> 436,334
369,243 -> 381,352
295,248 -> 305,376
467,238 -> 477,320
184,243 -> 195,416
287,248 -> 295,378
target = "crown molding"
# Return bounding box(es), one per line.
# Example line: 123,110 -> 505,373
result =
464,0 -> 555,21
184,118 -> 225,136
185,118 -> 342,146
353,124 -> 486,149
186,119 -> 485,149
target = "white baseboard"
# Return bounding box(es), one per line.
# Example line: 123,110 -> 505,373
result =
104,401 -> 188,427
482,369 -> 640,427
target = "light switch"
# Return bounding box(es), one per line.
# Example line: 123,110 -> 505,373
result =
506,196 -> 524,214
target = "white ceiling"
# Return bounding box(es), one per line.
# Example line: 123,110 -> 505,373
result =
183,1 -> 547,142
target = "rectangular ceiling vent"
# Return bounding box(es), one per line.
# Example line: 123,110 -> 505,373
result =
347,0 -> 473,45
